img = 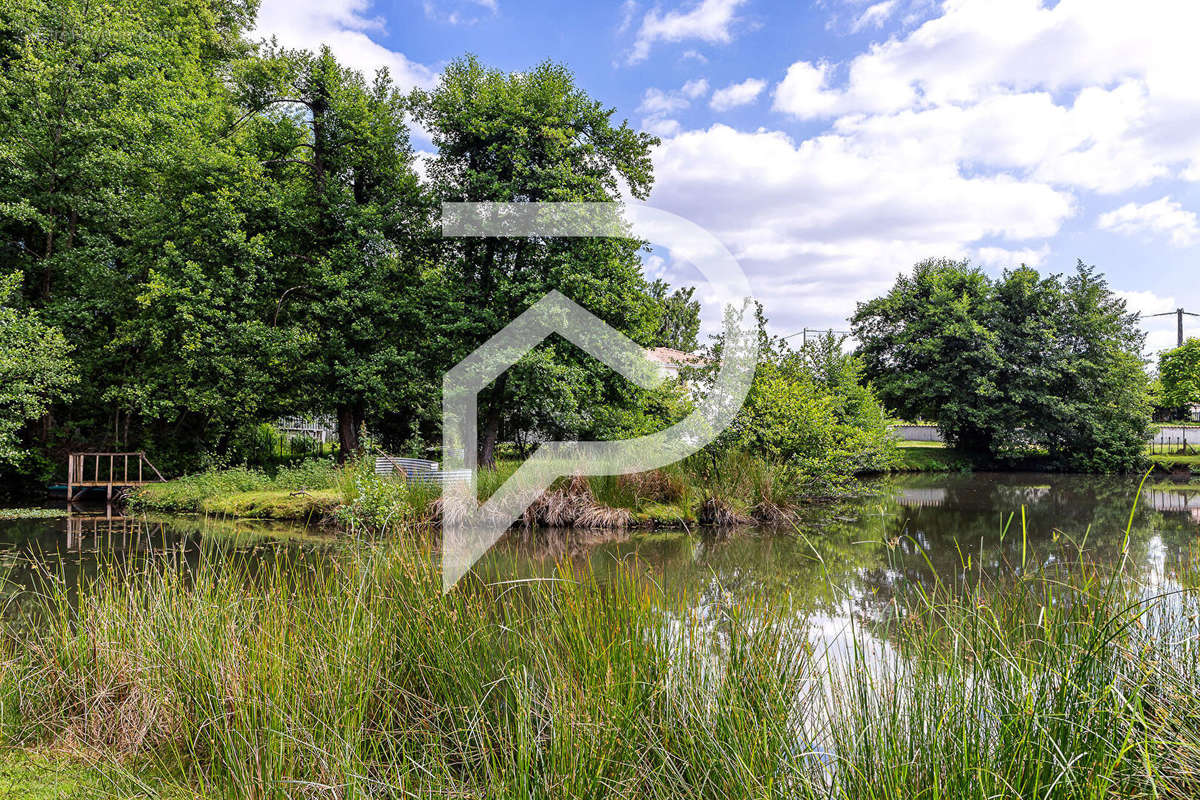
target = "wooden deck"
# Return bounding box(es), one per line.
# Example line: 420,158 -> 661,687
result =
67,452 -> 166,501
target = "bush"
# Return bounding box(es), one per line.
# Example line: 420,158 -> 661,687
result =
335,459 -> 439,531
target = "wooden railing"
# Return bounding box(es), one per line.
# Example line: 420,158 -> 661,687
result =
67,452 -> 166,500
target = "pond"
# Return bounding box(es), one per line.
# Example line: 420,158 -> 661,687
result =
2,472 -> 1197,648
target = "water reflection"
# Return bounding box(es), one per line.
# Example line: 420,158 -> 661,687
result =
1,473 -> 1198,651
0,508 -> 334,615
484,472 -> 1200,651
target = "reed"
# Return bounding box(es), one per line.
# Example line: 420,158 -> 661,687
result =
4,519 -> 1198,798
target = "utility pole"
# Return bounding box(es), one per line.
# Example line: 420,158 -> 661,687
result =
782,327 -> 852,347
1145,308 -> 1200,348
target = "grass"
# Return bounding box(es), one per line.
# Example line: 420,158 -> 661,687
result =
1,512 -> 1200,798
0,750 -> 193,798
0,508 -> 66,520
1150,451 -> 1200,469
894,441 -> 974,472
129,461 -> 343,520
195,488 -> 340,520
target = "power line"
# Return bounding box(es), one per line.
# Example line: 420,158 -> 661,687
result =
781,327 -> 852,346
1140,308 -> 1200,348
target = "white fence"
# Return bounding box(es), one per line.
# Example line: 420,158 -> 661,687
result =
374,455 -> 469,487
894,424 -> 943,442
894,424 -> 1199,447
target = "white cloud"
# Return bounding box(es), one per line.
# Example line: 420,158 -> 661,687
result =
851,0 -> 898,32
627,0 -> 746,64
423,0 -> 498,25
617,0 -> 638,34
1117,290 -> 1182,354
642,117 -> 683,138
254,0 -> 435,90
772,0 -> 1200,193
682,78 -> 710,99
1118,289 -> 1177,316
650,124 -> 1073,328
975,245 -> 1050,268
1098,197 -> 1200,248
710,78 -> 766,111
772,61 -> 841,119
639,88 -> 690,115
638,79 -> 709,138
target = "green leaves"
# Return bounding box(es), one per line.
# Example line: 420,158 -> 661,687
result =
410,55 -> 667,464
1160,339 -> 1200,409
0,272 -> 76,465
853,259 -> 1152,471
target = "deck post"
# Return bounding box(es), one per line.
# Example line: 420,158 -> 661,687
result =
66,455 -> 74,504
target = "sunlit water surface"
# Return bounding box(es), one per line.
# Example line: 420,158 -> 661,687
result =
2,473 -> 1198,652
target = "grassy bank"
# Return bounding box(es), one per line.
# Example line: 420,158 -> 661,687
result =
1150,451 -> 1200,473
129,450 -> 885,530
0,527 -> 1198,798
894,441 -> 974,472
128,461 -> 342,521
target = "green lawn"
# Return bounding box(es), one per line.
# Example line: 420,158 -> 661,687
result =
895,441 -> 973,472
1149,451 -> 1200,469
0,751 -> 195,799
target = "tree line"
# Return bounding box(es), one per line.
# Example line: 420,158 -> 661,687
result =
0,0 -> 703,481
0,0 -> 1160,487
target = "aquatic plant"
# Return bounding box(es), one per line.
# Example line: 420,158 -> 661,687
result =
2,520 -> 1197,799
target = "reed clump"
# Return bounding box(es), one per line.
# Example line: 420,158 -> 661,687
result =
0,545 -> 803,798
4,525 -> 1199,798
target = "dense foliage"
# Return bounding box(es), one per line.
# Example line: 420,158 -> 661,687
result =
696,308 -> 896,496
0,1 -> 694,478
411,55 -> 665,466
0,273 -> 75,467
853,258 -> 1152,471
1159,339 -> 1200,412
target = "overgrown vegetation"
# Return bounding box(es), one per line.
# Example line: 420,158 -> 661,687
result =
2,522 -> 1199,798
130,442 -> 888,529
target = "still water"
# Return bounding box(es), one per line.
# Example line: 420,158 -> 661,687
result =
2,473 -> 1199,644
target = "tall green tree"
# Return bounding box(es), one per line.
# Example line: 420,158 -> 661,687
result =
851,258 -> 1001,452
225,46 -> 432,459
1160,339 -> 1200,412
411,55 -> 661,467
852,259 -> 1150,471
649,279 -> 701,352
0,0 -> 261,463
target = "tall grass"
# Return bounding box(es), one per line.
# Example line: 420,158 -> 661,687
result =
2,528 -> 1200,798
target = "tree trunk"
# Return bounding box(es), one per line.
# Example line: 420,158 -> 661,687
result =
479,374 -> 507,470
337,404 -> 363,463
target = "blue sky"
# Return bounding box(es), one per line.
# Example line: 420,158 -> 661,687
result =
254,0 -> 1200,353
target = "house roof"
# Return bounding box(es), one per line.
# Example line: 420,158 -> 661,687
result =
645,347 -> 706,368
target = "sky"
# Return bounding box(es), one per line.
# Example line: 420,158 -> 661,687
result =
253,0 -> 1200,354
